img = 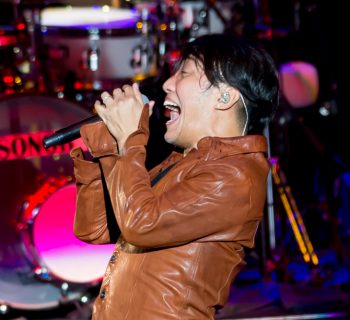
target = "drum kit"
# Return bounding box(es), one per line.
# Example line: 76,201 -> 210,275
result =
0,0 -> 234,317
0,0 -> 328,317
0,0 -> 232,97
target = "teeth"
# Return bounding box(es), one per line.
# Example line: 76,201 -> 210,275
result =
163,100 -> 178,107
163,100 -> 180,113
166,105 -> 179,112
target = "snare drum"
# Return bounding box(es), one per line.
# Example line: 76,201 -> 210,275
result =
40,7 -> 143,89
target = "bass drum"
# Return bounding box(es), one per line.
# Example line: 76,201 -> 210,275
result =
0,95 -> 113,311
19,178 -> 116,284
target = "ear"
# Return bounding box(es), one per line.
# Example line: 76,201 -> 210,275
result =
215,86 -> 241,110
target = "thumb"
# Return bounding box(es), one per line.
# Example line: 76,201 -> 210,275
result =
148,100 -> 155,117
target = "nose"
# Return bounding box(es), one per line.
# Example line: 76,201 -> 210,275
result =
162,74 -> 176,94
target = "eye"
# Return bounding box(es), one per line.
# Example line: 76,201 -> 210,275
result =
180,69 -> 190,76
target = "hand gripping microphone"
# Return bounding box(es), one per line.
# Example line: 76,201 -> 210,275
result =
43,94 -> 149,149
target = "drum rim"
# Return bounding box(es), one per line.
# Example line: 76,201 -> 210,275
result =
40,6 -> 140,38
0,92 -> 92,112
41,25 -> 139,37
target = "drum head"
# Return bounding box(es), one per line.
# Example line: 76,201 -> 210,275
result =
0,94 -> 92,134
39,6 -> 145,87
40,6 -> 139,36
32,183 -> 115,284
0,95 -> 92,310
0,94 -> 92,265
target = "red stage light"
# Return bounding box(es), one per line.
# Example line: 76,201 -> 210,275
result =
16,22 -> 26,31
3,75 -> 14,84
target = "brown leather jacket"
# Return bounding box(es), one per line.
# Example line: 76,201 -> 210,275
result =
70,107 -> 269,320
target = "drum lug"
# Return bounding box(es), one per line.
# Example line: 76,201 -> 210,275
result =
0,304 -> 9,315
34,266 -> 51,281
60,282 -> 70,296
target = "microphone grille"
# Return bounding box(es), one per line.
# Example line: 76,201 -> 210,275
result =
141,94 -> 149,105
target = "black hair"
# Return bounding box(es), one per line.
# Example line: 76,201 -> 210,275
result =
178,34 -> 279,134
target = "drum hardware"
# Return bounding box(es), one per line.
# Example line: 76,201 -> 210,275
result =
21,5 -> 46,93
204,0 -> 228,28
85,29 -> 100,73
132,7 -> 158,82
270,157 -> 319,266
75,27 -> 103,91
16,176 -> 116,287
0,25 -> 27,94
188,6 -> 209,41
0,0 -> 51,95
256,154 -> 319,279
17,176 -> 69,283
0,304 -> 8,315
0,66 -> 23,95
0,94 -> 103,313
258,115 -> 320,279
136,0 -> 183,78
179,0 -> 229,41
39,6 -> 146,95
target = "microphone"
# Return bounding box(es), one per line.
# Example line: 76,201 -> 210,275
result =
43,94 -> 149,149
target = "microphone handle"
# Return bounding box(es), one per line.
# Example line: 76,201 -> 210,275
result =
43,114 -> 100,149
43,94 -> 150,149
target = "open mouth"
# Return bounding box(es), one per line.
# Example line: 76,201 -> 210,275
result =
164,100 -> 181,125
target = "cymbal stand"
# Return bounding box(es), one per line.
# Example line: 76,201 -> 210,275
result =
12,0 -> 21,20
262,118 -> 318,270
131,3 -> 162,82
21,2 -> 45,92
264,119 -> 276,252
270,157 -> 319,266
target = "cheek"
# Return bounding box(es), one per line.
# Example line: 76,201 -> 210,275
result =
181,103 -> 209,135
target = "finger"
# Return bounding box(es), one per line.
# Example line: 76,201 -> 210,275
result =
94,100 -> 106,121
148,101 -> 155,116
94,99 -> 104,109
132,82 -> 143,104
101,91 -> 112,105
112,88 -> 123,99
122,84 -> 134,98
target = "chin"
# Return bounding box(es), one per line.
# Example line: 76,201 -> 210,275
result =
164,134 -> 176,146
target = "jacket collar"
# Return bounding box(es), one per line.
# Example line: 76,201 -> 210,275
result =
184,135 -> 267,161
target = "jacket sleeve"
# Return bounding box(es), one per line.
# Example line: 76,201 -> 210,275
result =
73,106 -> 267,249
101,148 -> 266,249
70,120 -> 120,244
70,106 -> 152,244
97,107 -> 267,248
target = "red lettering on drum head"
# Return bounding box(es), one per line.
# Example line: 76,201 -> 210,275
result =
0,131 -> 87,161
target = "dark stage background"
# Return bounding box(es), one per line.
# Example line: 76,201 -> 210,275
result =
0,0 -> 349,319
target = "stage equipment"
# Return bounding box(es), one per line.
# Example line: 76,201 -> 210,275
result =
260,60 -> 320,268
279,61 -> 319,108
180,0 -> 228,40
42,93 -> 149,149
18,177 -> 116,284
0,1 -> 31,95
0,94 -> 114,313
40,6 -> 155,92
270,157 -> 319,266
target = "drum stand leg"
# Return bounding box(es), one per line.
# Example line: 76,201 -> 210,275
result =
261,119 -> 318,275
270,157 -> 319,266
